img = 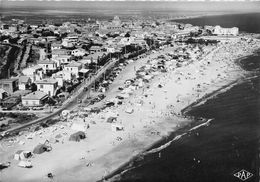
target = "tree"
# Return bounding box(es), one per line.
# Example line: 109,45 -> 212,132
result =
46,97 -> 56,106
41,30 -> 54,37
125,32 -> 131,37
30,83 -> 37,92
33,34 -> 39,38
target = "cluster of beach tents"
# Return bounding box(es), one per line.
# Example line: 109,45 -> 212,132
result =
11,129 -> 86,169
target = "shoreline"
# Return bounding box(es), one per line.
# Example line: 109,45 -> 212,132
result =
168,12 -> 255,22
103,39 -> 260,181
1,37 -> 260,182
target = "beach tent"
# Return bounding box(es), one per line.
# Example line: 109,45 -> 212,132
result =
122,88 -> 133,95
33,125 -> 41,132
128,85 -> 136,91
55,134 -> 63,139
118,93 -> 129,99
111,124 -> 124,132
125,108 -> 134,114
152,71 -> 160,76
69,131 -> 86,142
137,80 -> 144,87
105,111 -> 117,123
0,162 -> 10,170
18,161 -> 32,168
142,78 -> 149,83
33,144 -> 51,154
14,150 -> 32,160
83,107 -> 91,112
49,137 -> 59,144
144,75 -> 152,80
106,117 -> 117,123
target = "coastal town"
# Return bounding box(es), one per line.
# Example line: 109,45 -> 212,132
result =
0,16 -> 241,131
0,13 -> 260,182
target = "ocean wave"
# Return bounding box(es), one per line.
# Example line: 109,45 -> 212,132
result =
143,118 -> 213,156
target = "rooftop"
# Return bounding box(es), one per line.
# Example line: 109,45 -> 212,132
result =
18,76 -> 31,83
22,91 -> 48,100
85,52 -> 106,60
38,59 -> 56,64
35,79 -> 57,85
89,46 -> 102,50
22,65 -> 43,72
65,61 -> 82,68
79,68 -> 90,73
0,78 -> 19,83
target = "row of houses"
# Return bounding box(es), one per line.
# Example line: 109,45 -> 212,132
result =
0,77 -> 56,107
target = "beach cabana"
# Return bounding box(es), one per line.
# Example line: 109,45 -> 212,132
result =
33,144 -> 51,154
106,116 -> 117,123
83,107 -> 91,112
111,124 -> 124,132
14,150 -> 32,160
117,93 -> 129,99
69,131 -> 86,142
55,134 -> 63,139
0,162 -> 10,170
125,108 -> 134,114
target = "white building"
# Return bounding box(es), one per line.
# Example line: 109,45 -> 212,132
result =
39,48 -> 47,60
112,16 -> 121,26
51,43 -> 62,50
78,59 -> 92,67
89,46 -> 102,54
22,91 -> 48,107
213,26 -> 239,36
64,61 -> 82,77
84,52 -> 105,64
35,79 -> 58,96
38,59 -> 58,73
106,47 -> 116,53
52,55 -> 72,68
119,37 -> 134,46
52,71 -> 73,86
62,38 -> 75,48
22,65 -> 43,82
71,48 -> 87,57
18,76 -> 31,90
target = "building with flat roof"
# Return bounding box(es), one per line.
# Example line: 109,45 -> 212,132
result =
35,79 -> 58,96
64,61 -> 83,77
213,26 -> 239,36
38,59 -> 58,73
0,78 -> 19,94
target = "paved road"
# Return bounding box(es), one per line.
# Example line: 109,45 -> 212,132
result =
2,58 -> 120,136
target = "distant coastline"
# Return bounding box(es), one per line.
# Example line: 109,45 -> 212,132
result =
172,12 -> 260,33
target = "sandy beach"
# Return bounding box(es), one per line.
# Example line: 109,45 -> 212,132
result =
1,36 -> 260,182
